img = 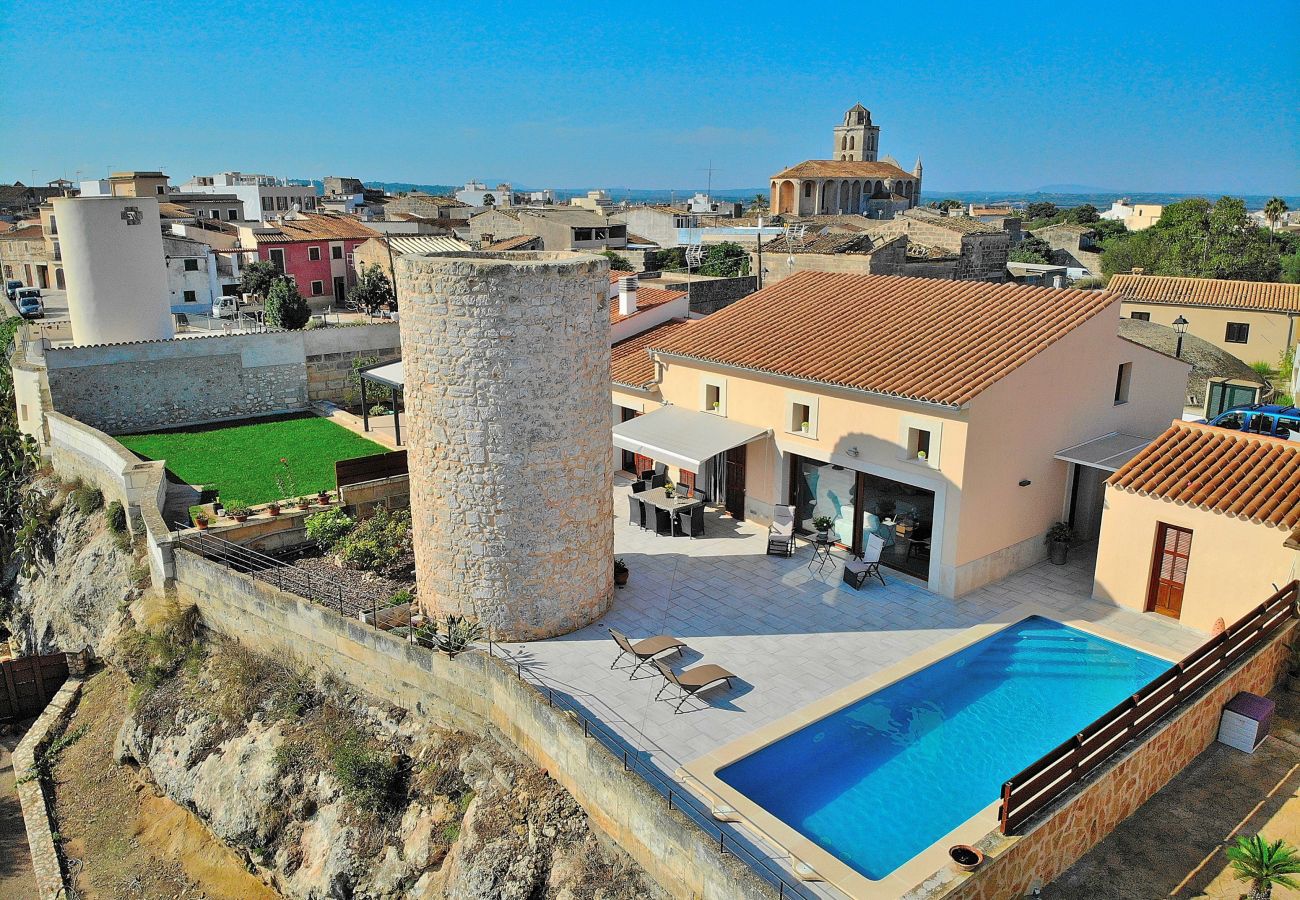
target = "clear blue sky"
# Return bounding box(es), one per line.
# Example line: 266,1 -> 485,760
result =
3,0 -> 1297,195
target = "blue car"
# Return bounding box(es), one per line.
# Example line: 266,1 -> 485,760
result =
1204,404 -> 1300,440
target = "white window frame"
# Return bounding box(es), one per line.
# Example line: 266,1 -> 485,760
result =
899,414 -> 941,467
785,390 -> 819,439
308,245 -> 322,261
700,378 -> 728,416
1114,362 -> 1133,405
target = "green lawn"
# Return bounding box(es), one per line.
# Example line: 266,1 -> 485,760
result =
116,413 -> 387,507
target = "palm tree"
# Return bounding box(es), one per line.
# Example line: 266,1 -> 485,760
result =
1264,197 -> 1288,246
1227,835 -> 1300,900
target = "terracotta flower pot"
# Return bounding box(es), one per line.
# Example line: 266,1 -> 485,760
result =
268,504 -> 281,517
233,514 -> 248,523
196,518 -> 209,530
949,844 -> 984,872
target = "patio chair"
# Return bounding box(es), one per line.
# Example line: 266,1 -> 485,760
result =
631,480 -> 648,494
652,659 -> 737,712
628,495 -> 647,529
676,504 -> 705,538
766,504 -> 796,557
650,473 -> 669,488
843,534 -> 886,590
609,628 -> 686,678
639,469 -> 655,482
654,507 -> 674,536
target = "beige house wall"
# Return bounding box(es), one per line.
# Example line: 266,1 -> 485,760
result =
1119,300 -> 1296,367
1126,204 -> 1163,230
1092,488 -> 1295,633
959,304 -> 1189,593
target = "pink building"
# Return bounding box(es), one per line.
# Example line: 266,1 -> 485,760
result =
242,213 -> 379,304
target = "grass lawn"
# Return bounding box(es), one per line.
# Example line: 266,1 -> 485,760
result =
116,412 -> 387,507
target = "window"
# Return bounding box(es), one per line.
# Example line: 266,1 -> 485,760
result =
785,391 -> 819,437
791,403 -> 811,433
1114,362 -> 1133,405
1249,413 -> 1276,435
1225,322 -> 1249,344
20,404 -> 27,422
1129,311 -> 1150,322
183,258 -> 199,271
907,427 -> 932,462
156,185 -> 166,195
803,182 -> 813,198
209,209 -> 220,219
182,290 -> 197,303
268,248 -> 285,272
899,414 -> 942,466
227,209 -> 239,220
261,197 -> 273,211
705,383 -> 722,413
311,280 -> 324,296
331,245 -> 343,260
308,246 -> 321,261
1277,417 -> 1300,438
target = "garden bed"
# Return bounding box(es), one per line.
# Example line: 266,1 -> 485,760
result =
273,545 -> 415,619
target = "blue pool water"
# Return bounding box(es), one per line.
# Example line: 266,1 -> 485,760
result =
717,616 -> 1169,880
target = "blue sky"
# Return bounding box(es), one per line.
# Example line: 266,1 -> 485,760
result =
4,0 -> 1297,194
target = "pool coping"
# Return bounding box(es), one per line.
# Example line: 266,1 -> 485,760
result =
679,602 -> 1185,900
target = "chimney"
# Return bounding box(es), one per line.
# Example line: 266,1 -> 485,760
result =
618,275 -> 638,317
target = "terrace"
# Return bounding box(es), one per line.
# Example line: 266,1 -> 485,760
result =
500,478 -> 1208,897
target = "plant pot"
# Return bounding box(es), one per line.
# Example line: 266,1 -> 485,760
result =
1049,539 -> 1069,566
233,514 -> 249,523
318,492 -> 331,504
949,844 -> 984,872
268,504 -> 281,517
195,518 -> 209,530
614,569 -> 629,587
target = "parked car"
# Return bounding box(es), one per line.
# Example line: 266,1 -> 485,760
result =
5,279 -> 22,300
1203,404 -> 1300,440
16,294 -> 44,319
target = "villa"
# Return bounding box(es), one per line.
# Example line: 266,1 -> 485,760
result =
612,272 -> 1189,597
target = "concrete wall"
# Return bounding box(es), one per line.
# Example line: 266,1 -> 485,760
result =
1119,300 -> 1296,367
930,619 -> 1297,900
1093,488 -> 1295,632
670,275 -> 758,315
172,550 -> 777,900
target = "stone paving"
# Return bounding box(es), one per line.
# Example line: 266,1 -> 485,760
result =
504,479 -> 1206,787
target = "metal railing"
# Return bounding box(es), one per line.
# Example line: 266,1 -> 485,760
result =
172,530 -> 811,898
999,580 -> 1299,834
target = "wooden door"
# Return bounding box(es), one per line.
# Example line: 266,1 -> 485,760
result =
619,408 -> 640,474
724,445 -> 746,520
1146,524 -> 1192,619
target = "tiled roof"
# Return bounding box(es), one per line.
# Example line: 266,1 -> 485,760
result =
1109,420 -> 1300,528
762,232 -> 878,254
254,213 -> 380,243
771,160 -> 915,181
158,202 -> 195,219
611,318 -> 694,389
483,234 -> 539,251
903,210 -> 1002,234
1108,274 -> 1300,314
0,224 -> 43,240
382,235 -> 472,255
609,270 -> 635,283
1033,222 -> 1095,235
648,272 -> 1115,407
611,285 -> 687,325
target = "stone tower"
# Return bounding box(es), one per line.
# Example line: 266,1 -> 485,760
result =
396,251 -> 614,641
832,103 -> 880,162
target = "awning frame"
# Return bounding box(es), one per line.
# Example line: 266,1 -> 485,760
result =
612,405 -> 771,472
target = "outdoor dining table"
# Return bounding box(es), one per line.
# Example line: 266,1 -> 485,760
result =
637,487 -> 704,514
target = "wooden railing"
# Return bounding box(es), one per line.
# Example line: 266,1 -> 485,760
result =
335,450 -> 407,489
999,581 -> 1299,834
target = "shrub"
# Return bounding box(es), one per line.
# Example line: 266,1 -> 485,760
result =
264,277 -> 311,330
330,727 -> 401,811
1072,276 -> 1105,290
105,500 -> 127,533
335,508 -> 410,572
368,403 -> 391,417
72,486 -> 104,515
305,507 -> 355,550
116,601 -> 202,703
386,589 -> 413,607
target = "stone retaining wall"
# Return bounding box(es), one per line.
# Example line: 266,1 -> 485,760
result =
14,677 -> 83,900
171,549 -> 777,900
914,620 -> 1299,900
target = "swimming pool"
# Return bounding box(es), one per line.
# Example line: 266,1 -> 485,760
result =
713,616 -> 1169,882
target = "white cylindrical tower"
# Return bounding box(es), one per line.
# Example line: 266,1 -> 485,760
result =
53,195 -> 173,344
397,251 -> 614,641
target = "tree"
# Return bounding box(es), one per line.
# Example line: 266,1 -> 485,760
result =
1009,234 -> 1054,264
264,277 -> 310,330
599,250 -> 633,271
240,260 -> 280,299
1281,251 -> 1300,284
1100,196 -> 1281,282
748,193 -> 769,214
1065,203 -> 1100,224
1264,197 -> 1289,246
348,263 -> 395,314
936,198 -> 963,212
647,247 -> 686,272
1226,835 -> 1300,900
1025,201 -> 1058,221
698,242 -> 750,277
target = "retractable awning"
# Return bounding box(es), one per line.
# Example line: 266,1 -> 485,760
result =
1055,432 -> 1152,473
612,405 -> 770,472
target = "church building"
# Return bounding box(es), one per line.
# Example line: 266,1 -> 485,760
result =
770,104 -> 923,218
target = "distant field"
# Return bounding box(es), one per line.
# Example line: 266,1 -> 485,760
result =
117,413 -> 386,508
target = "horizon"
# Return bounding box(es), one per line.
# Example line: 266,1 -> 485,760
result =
2,0 -> 1297,196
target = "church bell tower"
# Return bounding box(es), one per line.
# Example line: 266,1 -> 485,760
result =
832,103 -> 880,162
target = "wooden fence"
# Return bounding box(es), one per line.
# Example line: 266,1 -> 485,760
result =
999,580 -> 1299,834
335,450 -> 407,489
0,653 -> 75,721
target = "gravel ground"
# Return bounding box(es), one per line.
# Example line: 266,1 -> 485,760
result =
277,547 -> 415,619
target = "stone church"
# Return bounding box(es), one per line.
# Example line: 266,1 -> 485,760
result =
770,104 -> 923,218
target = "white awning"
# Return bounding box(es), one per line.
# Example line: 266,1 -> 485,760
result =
1055,432 -> 1151,473
612,405 -> 770,472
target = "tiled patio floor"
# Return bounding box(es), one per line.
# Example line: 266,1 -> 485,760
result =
497,480 -> 1207,897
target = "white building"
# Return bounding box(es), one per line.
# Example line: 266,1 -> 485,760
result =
571,190 -> 615,214
454,180 -> 514,207
163,233 -> 241,315
52,195 -> 173,344
178,172 -> 318,222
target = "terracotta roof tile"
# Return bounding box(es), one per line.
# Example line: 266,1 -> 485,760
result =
255,213 -> 380,243
611,318 -> 694,389
772,159 -> 915,181
762,232 -> 879,254
1109,274 -> 1300,314
483,234 -> 539,251
1109,420 -> 1300,528
647,272 -> 1116,407
0,224 -> 43,240
610,285 -> 687,325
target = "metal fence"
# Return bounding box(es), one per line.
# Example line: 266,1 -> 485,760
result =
999,580 -> 1299,834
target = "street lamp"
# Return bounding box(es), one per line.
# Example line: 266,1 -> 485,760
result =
1173,315 -> 1189,359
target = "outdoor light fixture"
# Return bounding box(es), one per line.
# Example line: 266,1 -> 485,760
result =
1019,479 -> 1032,487
1173,315 -> 1189,359
847,446 -> 860,457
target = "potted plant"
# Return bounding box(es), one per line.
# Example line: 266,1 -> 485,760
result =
194,512 -> 210,530
711,400 -> 720,411
296,496 -> 312,510
812,515 -> 835,538
800,421 -> 810,433
614,557 -> 629,588
1226,834 -> 1300,900
1045,521 -> 1074,565
664,482 -> 676,498
227,504 -> 251,523
949,844 -> 984,872
317,489 -> 331,505
267,501 -> 281,517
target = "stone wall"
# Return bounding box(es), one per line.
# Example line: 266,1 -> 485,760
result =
675,274 -> 758,314
914,620 -> 1298,900
171,549 -> 777,900
301,323 -> 401,404
396,252 -> 613,641
14,677 -> 83,900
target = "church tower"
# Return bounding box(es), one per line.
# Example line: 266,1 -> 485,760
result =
832,103 -> 880,162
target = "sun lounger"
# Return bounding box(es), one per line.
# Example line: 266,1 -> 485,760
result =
653,659 -> 736,712
609,628 -> 686,678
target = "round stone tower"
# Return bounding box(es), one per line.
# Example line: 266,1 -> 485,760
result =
396,251 -> 614,641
